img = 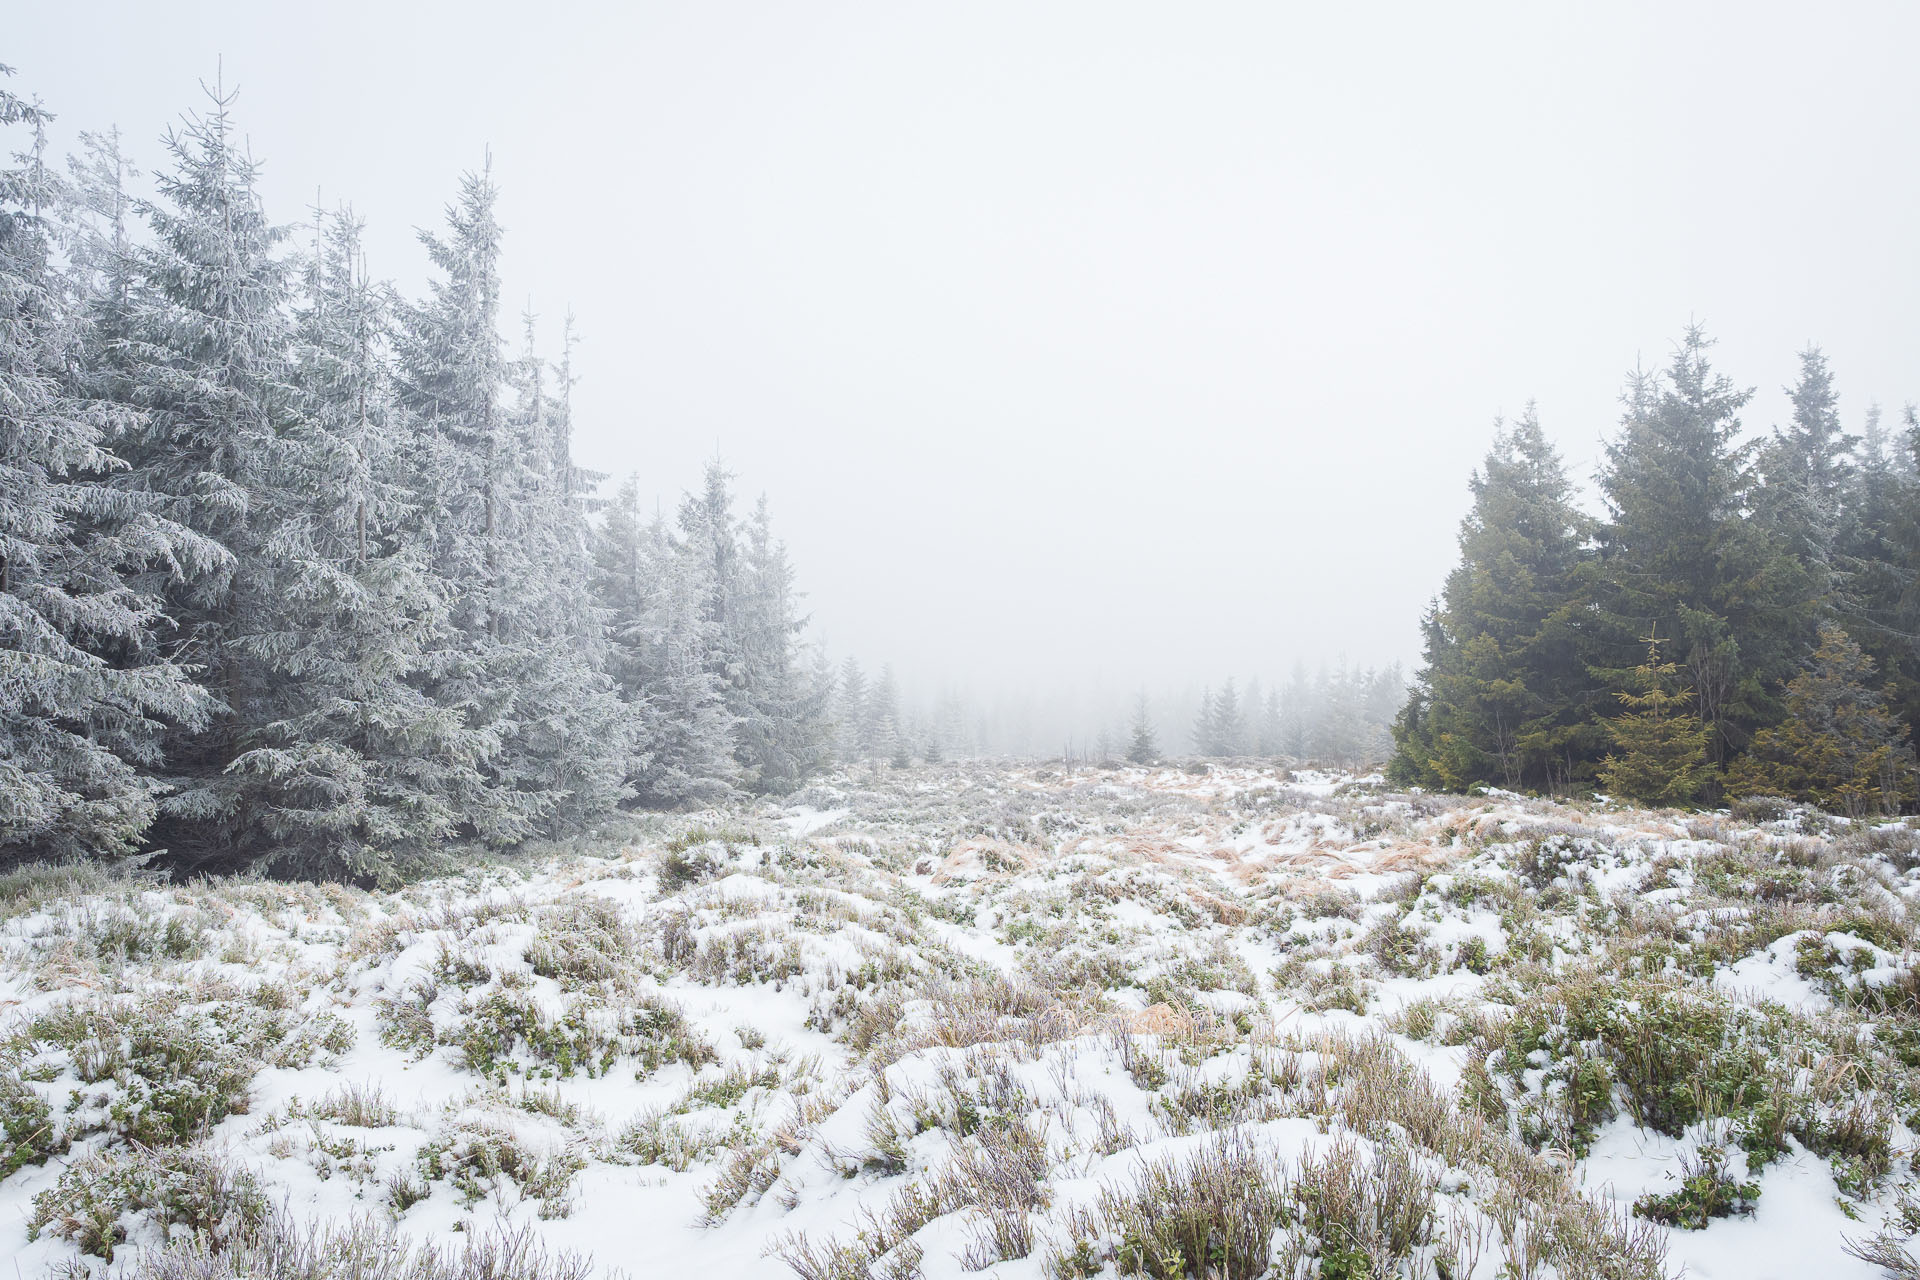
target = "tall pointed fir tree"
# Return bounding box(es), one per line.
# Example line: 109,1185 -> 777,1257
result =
618,507 -> 736,806
1362,665 -> 1405,764
496,309 -> 634,828
101,85 -> 321,867
1392,408 -> 1594,792
674,460 -> 758,778
864,664 -> 902,765
1278,662 -> 1314,759
1836,405 -> 1920,749
1754,348 -> 1854,622
1591,329 -> 1809,775
221,207 -> 494,879
1191,686 -> 1216,756
935,690 -> 968,761
1311,663 -> 1367,768
0,77 -> 214,861
1214,678 -> 1246,755
396,167 -> 633,843
834,656 -> 868,761
732,493 -> 829,791
589,475 -> 657,783
1257,688 -> 1283,757
1126,693 -> 1158,765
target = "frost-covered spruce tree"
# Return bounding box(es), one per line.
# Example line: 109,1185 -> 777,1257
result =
1257,687 -> 1283,756
494,310 -> 636,828
1191,686 -> 1216,756
863,664 -> 903,766
396,170 -> 633,842
733,494 -> 830,791
677,459 -> 746,718
935,689 -> 968,760
104,85 -> 310,865
1215,678 -> 1246,754
220,207 -> 494,879
640,511 -> 739,804
590,474 -> 658,753
1310,663 -> 1368,768
590,476 -> 737,806
1836,405 -> 1920,748
0,77 -> 213,860
1754,348 -> 1855,620
835,656 -> 868,760
670,461 -> 827,792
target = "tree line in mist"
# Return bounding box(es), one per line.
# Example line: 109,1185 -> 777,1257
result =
825,663 -> 1404,770
0,75 -> 870,881
1394,327 -> 1920,816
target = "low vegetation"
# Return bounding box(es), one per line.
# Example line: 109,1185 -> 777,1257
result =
0,762 -> 1913,1278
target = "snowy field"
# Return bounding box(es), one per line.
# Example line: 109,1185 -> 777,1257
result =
2,763 -> 1918,1279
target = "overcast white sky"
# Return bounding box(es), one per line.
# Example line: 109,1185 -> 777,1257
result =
13,2 -> 1920,700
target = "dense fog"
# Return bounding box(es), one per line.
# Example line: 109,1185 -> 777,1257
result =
15,3 -> 1920,741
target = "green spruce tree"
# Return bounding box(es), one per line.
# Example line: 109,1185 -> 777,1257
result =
1392,408 -> 1594,792
1725,626 -> 1914,817
1591,328 -> 1811,771
1597,630 -> 1713,807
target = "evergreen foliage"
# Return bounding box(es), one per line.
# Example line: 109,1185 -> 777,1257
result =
395,167 -> 638,846
1126,694 -> 1157,765
1591,329 -> 1809,767
1395,327 -> 1920,812
1725,626 -> 1915,817
1191,680 -> 1248,757
14,61 -> 1920,876
1392,408 -> 1593,792
0,77 -> 213,860
0,76 -> 837,873
1596,631 -> 1713,807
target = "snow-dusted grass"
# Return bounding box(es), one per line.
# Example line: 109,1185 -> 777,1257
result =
1,762 -> 1917,1278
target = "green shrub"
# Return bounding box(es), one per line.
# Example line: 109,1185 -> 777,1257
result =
1632,1146 -> 1759,1229
1483,975 -> 1781,1156
0,1073 -> 62,1176
451,990 -> 618,1079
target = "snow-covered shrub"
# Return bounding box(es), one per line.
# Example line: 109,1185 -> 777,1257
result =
120,1216 -> 592,1280
27,1142 -> 269,1262
414,1111 -> 586,1220
20,998 -> 266,1147
1079,1132 -> 1292,1279
0,1072 -> 61,1176
1632,1143 -> 1761,1229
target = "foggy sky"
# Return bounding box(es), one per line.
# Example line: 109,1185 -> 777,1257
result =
13,2 -> 1920,704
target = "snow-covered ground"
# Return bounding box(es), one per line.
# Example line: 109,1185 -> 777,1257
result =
1,763 -> 1917,1279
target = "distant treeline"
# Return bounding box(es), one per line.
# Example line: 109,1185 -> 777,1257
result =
1393,328 -> 1919,815
1181,666 -> 1404,766
818,663 -> 1406,770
